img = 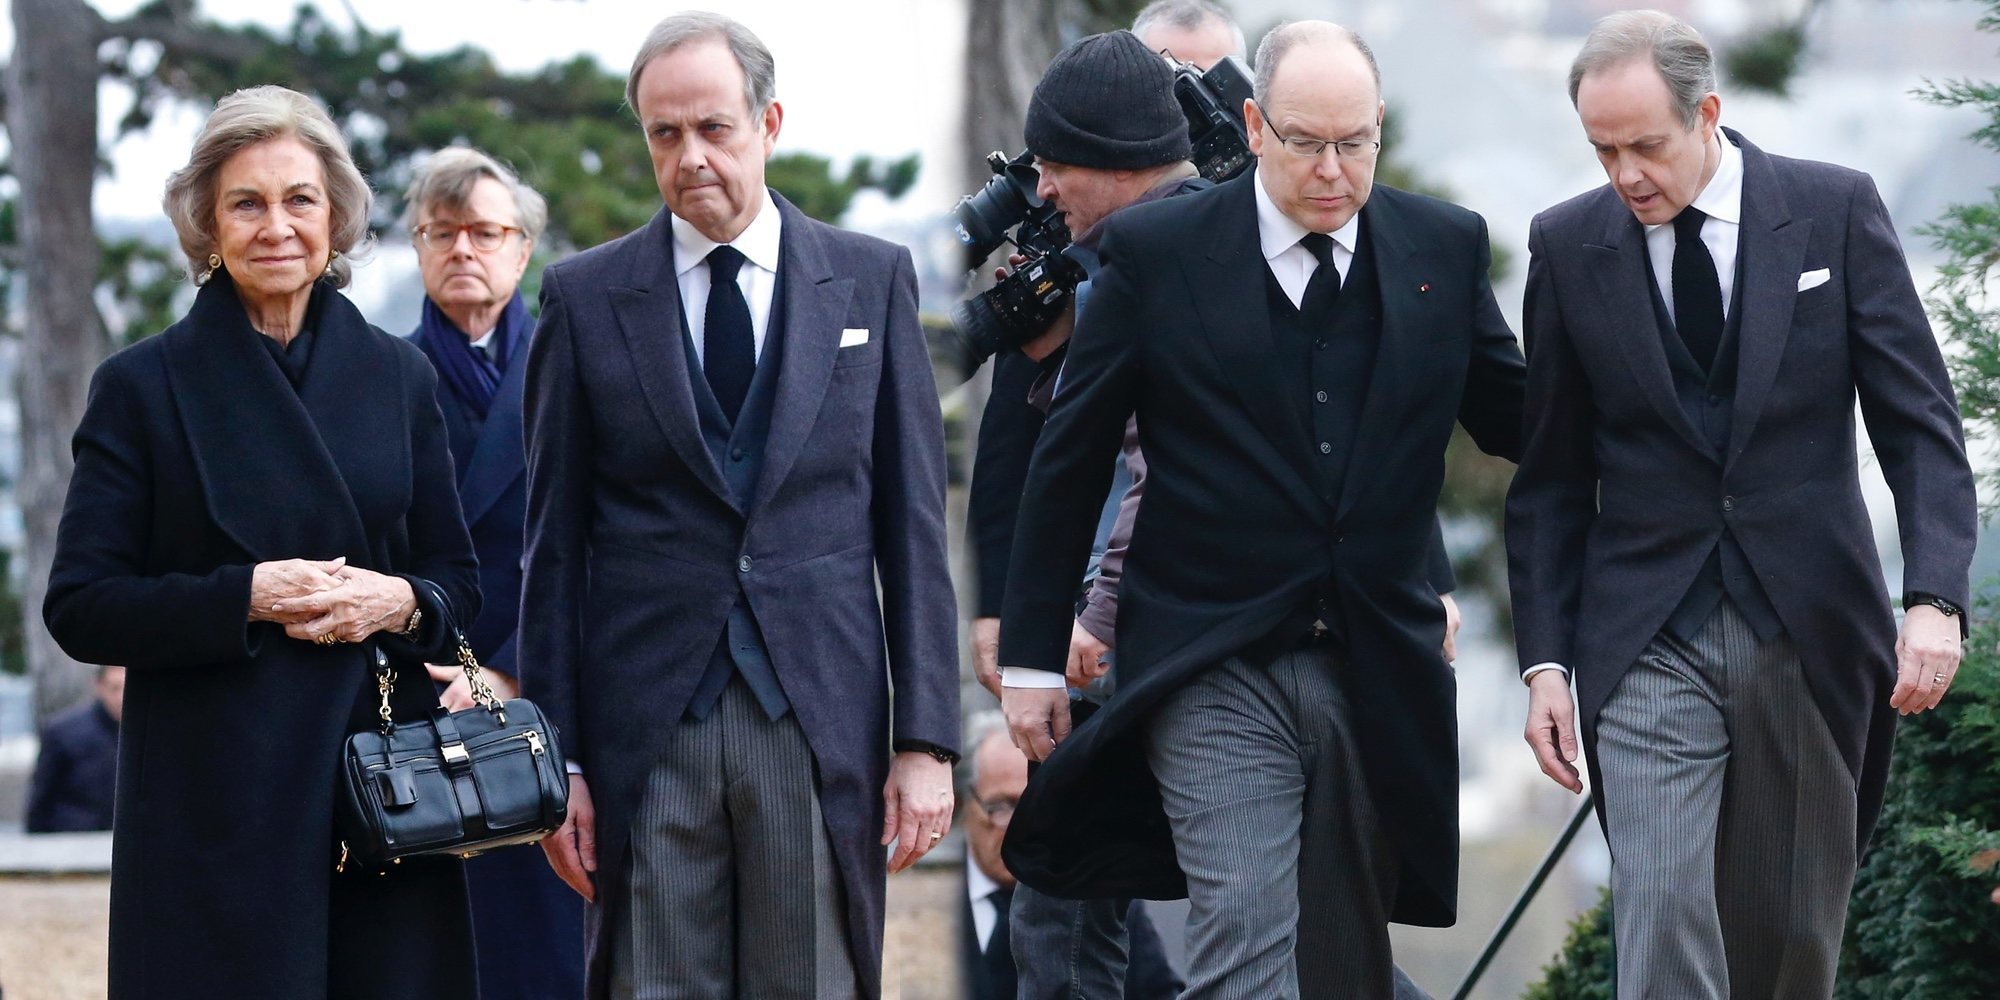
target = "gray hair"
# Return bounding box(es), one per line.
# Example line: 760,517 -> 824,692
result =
962,710 -> 1010,786
625,11 -> 776,120
1252,20 -> 1380,106
1131,0 -> 1247,60
399,146 -> 549,244
162,86 -> 373,288
1568,9 -> 1716,130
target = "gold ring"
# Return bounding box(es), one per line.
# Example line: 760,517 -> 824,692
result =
1934,672 -> 1946,684
928,831 -> 942,843
314,633 -> 339,646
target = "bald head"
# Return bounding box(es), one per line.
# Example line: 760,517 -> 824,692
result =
1252,20 -> 1380,106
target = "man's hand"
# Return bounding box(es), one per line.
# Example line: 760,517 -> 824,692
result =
1004,685 -> 1072,763
1441,592 -> 1462,664
1019,299 -> 1076,363
1066,621 -> 1111,688
1524,670 -> 1583,794
1891,603 -> 1962,715
428,663 -> 519,712
542,773 -> 597,902
882,751 -> 954,874
971,617 -> 1003,699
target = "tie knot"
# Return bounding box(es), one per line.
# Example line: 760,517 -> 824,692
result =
1298,232 -> 1337,267
707,244 -> 747,282
1673,206 -> 1708,241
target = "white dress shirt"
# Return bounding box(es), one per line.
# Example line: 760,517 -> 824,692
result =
1523,132 -> 1745,688
1000,173 -> 1359,689
671,188 -> 784,366
967,863 -> 1005,951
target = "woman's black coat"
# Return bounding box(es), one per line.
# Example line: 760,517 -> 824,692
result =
44,276 -> 482,999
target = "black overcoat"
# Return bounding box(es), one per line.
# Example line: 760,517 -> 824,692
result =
44,275 -> 482,999
998,177 -> 1525,928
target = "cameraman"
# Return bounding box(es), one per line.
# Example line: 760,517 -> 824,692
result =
966,29 -> 1205,1000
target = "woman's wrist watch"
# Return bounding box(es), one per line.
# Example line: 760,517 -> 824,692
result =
397,606 -> 424,639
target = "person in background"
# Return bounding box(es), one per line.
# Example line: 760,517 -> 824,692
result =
1131,0 -> 1244,69
959,712 -> 1180,1000
24,665 -> 124,834
404,146 -> 585,1000
43,84 -> 481,999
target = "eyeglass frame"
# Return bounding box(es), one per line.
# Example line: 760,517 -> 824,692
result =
1253,102 -> 1383,161
412,221 -> 524,253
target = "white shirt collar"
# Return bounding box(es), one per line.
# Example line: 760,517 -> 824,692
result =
967,860 -> 1002,906
1254,169 -> 1362,261
469,328 -> 497,352
1645,130 -> 1743,233
672,188 -> 783,276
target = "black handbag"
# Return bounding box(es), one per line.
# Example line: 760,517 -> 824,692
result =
334,586 -> 568,872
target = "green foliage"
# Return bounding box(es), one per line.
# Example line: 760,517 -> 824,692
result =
766,152 -> 921,228
1836,607 -> 2000,997
1520,888 -> 1615,999
1723,23 -> 1809,98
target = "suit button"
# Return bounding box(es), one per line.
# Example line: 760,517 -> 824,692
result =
1315,390 -> 1329,404
1722,496 -> 1735,512
1315,338 -> 1328,350
1707,394 -> 1722,406
730,448 -> 746,462
1319,441 -> 1333,455
738,555 -> 753,573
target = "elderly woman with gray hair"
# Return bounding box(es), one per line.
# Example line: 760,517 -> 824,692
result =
43,85 -> 480,999
403,147 -> 585,1000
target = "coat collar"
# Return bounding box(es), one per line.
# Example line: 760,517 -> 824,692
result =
161,274 -> 384,564
411,317 -> 530,529
606,194 -> 853,516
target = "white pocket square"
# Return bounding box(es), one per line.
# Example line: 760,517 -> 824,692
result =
1797,268 -> 1831,293
839,327 -> 870,348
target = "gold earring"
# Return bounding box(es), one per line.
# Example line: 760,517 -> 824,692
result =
197,252 -> 222,286
322,248 -> 339,280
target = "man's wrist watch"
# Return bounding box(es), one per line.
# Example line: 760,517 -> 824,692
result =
1906,592 -> 1967,637
894,740 -> 960,767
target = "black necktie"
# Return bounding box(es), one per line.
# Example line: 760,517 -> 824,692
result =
1299,232 -> 1342,312
1671,206 -> 1724,372
985,887 -> 1014,978
703,245 -> 755,419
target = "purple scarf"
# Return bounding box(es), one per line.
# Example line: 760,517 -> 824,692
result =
420,292 -> 528,420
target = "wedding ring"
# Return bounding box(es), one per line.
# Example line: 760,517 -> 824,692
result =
1934,672 -> 1946,684
928,831 -> 942,843
315,633 -> 339,646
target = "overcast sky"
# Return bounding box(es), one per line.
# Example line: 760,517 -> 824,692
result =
2,0 -> 969,231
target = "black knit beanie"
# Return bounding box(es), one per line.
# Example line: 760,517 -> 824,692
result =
1025,30 -> 1191,170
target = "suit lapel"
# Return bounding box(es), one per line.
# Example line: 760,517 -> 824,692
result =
162,277 -> 373,563
457,350 -> 529,528
1585,201 -> 1713,456
607,209 -> 733,505
1724,130 -> 1809,467
1335,192 -> 1419,518
1187,176 -> 1315,480
749,196 -> 855,515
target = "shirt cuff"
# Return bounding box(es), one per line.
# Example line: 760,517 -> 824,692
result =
1521,662 -> 1570,686
565,761 -> 584,776
1002,666 -> 1067,688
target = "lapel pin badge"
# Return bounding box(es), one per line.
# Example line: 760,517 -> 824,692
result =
1419,282 -> 1431,293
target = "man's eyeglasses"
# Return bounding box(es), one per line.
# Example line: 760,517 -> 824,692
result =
1254,102 -> 1382,161
414,222 -> 522,253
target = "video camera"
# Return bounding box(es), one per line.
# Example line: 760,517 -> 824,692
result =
947,55 -> 1257,370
